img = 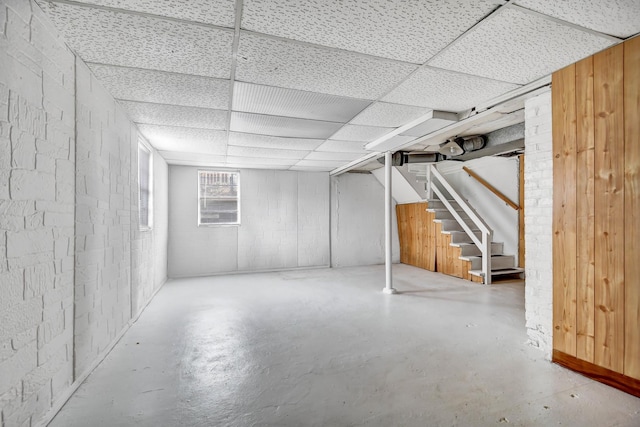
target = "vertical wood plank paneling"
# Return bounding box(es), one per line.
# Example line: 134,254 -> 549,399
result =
396,204 -> 408,264
426,209 -> 436,271
624,37 -> 640,380
593,44 -> 625,373
575,56 -> 596,363
552,64 -> 578,357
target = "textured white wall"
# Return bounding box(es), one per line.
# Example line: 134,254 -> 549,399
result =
330,172 -> 400,268
0,1 -> 76,425
75,59 -> 133,375
0,2 -> 169,424
168,166 -> 330,277
437,156 -> 520,260
523,90 -> 553,359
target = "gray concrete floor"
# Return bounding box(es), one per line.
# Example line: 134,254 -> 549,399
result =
49,265 -> 640,427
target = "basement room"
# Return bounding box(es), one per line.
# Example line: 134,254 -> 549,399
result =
1,0 -> 639,426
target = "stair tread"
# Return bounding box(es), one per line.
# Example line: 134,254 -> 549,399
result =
450,242 -> 503,247
469,267 -> 525,277
459,254 -> 513,261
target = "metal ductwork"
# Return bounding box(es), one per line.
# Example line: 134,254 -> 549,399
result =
377,152 -> 440,166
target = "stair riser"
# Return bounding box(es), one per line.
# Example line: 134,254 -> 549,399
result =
459,243 -> 503,256
427,200 -> 461,211
434,211 -> 470,221
449,232 -> 481,243
470,256 -> 515,270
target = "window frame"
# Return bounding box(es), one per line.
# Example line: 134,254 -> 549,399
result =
138,139 -> 153,231
197,169 -> 241,227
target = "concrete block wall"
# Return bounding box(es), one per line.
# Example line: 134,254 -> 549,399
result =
168,166 -> 330,277
523,90 -> 553,359
74,59 -> 134,376
130,147 -> 168,316
330,172 -> 400,268
0,1 -> 76,425
0,1 -> 169,425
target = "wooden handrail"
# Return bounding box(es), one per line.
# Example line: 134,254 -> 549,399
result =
462,166 -> 520,211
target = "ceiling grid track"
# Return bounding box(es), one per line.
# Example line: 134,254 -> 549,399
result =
225,0 -> 245,159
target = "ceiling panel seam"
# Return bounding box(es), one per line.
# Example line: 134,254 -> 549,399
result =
508,3 -> 622,41
42,0 -> 236,31
115,98 -> 228,112
224,0 -> 244,154
425,1 -> 513,67
86,61 -> 232,81
238,28 -> 421,67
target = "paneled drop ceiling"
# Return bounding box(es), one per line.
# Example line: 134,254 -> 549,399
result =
35,0 -> 640,172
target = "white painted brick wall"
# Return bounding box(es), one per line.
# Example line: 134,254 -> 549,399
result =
168,166 -> 330,277
1,2 -> 168,425
524,90 -> 554,359
0,1 -> 75,426
330,172 -> 400,268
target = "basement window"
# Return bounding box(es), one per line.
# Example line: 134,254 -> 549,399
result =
138,140 -> 152,230
198,170 -> 240,226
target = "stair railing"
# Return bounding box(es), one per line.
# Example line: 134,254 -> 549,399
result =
427,164 -> 493,284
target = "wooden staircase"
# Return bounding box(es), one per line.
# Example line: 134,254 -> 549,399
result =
427,199 -> 524,283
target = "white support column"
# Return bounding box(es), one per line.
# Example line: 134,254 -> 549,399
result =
383,151 -> 397,295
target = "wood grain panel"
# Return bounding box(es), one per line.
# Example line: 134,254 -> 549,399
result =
624,36 -> 640,380
426,209 -> 436,271
553,350 -> 640,398
575,56 -> 596,363
552,64 -> 578,357
396,204 -> 409,265
593,44 -> 625,373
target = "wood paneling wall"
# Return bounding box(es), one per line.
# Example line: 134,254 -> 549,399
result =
396,202 -> 436,271
396,202 -> 474,280
552,38 -> 640,395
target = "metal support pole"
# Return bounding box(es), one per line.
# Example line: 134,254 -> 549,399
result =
383,151 -> 396,294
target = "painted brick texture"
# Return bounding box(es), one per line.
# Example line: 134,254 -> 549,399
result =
0,1 -> 75,425
524,90 -> 554,359
330,173 -> 400,268
74,59 -> 133,376
0,2 -> 169,425
168,166 -> 330,277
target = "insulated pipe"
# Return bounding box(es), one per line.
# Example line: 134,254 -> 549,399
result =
383,151 -> 396,295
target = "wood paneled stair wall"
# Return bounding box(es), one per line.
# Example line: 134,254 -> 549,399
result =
396,201 -> 523,284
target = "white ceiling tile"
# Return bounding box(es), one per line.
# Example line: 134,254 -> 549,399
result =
316,140 -> 368,153
236,33 -> 417,99
89,65 -> 230,109
120,101 -> 227,129
428,7 -> 616,85
350,102 -> 432,127
233,82 -> 370,123
228,133 -> 323,151
225,156 -> 299,167
51,0 -> 237,27
382,67 -> 520,111
38,2 -> 233,78
160,151 -> 226,165
367,135 -> 416,152
329,124 -> 393,142
515,0 -> 640,38
242,0 -> 505,63
230,112 -> 342,139
227,146 -> 310,160
137,124 -> 227,154
305,151 -> 364,162
295,159 -> 349,169
289,165 -> 333,172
